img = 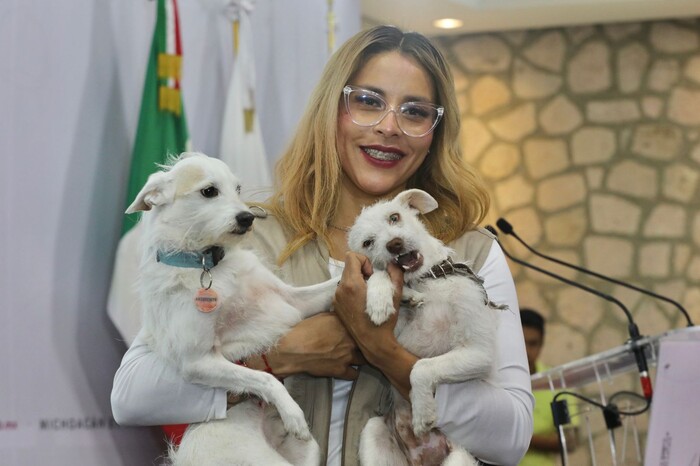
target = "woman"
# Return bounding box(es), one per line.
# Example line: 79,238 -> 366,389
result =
111,25 -> 533,465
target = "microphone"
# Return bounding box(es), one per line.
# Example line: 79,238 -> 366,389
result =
495,217 -> 694,327
486,225 -> 653,400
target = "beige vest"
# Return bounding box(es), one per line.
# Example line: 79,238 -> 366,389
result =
247,216 -> 496,466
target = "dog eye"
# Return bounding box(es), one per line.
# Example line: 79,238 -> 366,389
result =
236,185 -> 242,195
200,186 -> 219,198
389,213 -> 400,224
362,239 -> 374,248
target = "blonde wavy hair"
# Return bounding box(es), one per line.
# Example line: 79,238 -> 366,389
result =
267,25 -> 490,264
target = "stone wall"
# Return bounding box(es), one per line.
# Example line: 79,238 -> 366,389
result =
435,17 -> 699,464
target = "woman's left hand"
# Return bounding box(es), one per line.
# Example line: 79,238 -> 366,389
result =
333,252 -> 419,399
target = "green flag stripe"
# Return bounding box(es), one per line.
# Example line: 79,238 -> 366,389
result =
122,0 -> 189,235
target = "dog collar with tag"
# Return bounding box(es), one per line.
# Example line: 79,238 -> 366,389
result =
156,246 -> 225,269
419,258 -> 482,282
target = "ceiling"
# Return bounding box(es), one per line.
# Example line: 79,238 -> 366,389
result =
360,0 -> 699,36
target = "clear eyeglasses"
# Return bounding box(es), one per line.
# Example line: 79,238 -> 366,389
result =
342,85 -> 444,138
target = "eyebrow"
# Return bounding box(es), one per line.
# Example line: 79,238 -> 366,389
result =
357,84 -> 433,104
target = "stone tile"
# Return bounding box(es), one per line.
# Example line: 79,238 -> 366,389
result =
460,118 -> 492,163
631,123 -> 682,160
523,30 -> 566,72
523,138 -> 569,179
639,242 -> 672,277
470,76 -> 511,116
452,35 -> 512,72
513,59 -> 562,99
494,174 -> 534,211
650,22 -> 700,53
488,103 -> 537,142
480,143 -> 520,181
641,96 -> 664,119
584,236 -> 634,278
590,194 -> 642,234
643,204 -> 687,238
684,56 -> 700,85
544,207 -> 587,246
587,99 -> 641,123
542,322 -> 586,366
617,42 -> 649,94
540,95 -> 583,135
568,40 -> 612,94
647,58 -> 680,92
668,87 -> 700,126
502,206 -> 542,245
606,160 -> 657,199
537,173 -> 587,212
557,287 -> 604,331
571,127 -> 616,165
663,164 -> 699,202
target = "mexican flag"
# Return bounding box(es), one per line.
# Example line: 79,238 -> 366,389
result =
108,0 -> 189,345
108,0 -> 190,446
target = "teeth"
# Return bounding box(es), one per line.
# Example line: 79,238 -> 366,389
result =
365,148 -> 402,161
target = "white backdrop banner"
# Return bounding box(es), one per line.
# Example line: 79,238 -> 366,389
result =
0,1 -> 359,464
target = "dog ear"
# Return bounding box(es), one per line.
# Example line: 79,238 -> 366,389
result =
395,189 -> 438,214
125,171 -> 175,213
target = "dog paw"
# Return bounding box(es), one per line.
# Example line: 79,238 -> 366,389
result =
411,404 -> 437,436
410,390 -> 437,436
279,405 -> 312,440
401,287 -> 425,308
366,301 -> 395,325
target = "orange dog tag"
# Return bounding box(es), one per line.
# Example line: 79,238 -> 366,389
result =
194,288 -> 219,313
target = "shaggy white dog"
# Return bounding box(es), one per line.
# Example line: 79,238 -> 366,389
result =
127,152 -> 334,466
347,189 -> 506,466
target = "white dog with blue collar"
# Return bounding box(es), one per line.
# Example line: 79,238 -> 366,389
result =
127,152 -> 334,466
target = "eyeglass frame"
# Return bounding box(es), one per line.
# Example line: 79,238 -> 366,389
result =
342,85 -> 444,138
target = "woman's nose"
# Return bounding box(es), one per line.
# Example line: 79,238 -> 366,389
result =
373,109 -> 402,137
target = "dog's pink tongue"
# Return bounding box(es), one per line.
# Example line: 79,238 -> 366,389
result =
395,251 -> 423,273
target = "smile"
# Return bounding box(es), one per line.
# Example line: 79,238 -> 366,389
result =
363,147 -> 403,161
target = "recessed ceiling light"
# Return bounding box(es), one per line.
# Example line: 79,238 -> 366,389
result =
433,18 -> 464,29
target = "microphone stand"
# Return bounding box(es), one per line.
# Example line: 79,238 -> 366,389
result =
486,225 -> 653,400
487,225 -> 653,465
495,217 -> 694,327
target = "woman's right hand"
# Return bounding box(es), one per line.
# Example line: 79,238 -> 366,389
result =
264,312 -> 365,380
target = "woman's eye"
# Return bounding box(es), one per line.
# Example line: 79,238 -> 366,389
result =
389,213 -> 400,224
362,239 -> 374,248
402,104 -> 430,119
356,94 -> 384,109
201,186 -> 219,198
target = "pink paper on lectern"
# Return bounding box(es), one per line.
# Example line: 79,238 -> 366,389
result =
644,338 -> 700,466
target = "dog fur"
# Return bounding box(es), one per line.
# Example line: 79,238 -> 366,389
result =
127,152 -> 335,466
347,189 -> 505,466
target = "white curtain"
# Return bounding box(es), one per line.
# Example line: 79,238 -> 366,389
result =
0,1 -> 359,464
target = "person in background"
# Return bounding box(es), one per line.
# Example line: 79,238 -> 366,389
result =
112,25 -> 534,466
520,308 -> 579,466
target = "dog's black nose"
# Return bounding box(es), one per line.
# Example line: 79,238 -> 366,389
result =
236,211 -> 255,229
386,238 -> 404,254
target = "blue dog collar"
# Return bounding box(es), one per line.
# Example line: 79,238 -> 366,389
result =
156,246 -> 225,270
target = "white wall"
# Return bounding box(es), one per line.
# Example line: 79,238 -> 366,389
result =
0,1 -> 359,464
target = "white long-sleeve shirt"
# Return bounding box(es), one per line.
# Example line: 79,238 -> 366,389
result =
111,241 -> 533,465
